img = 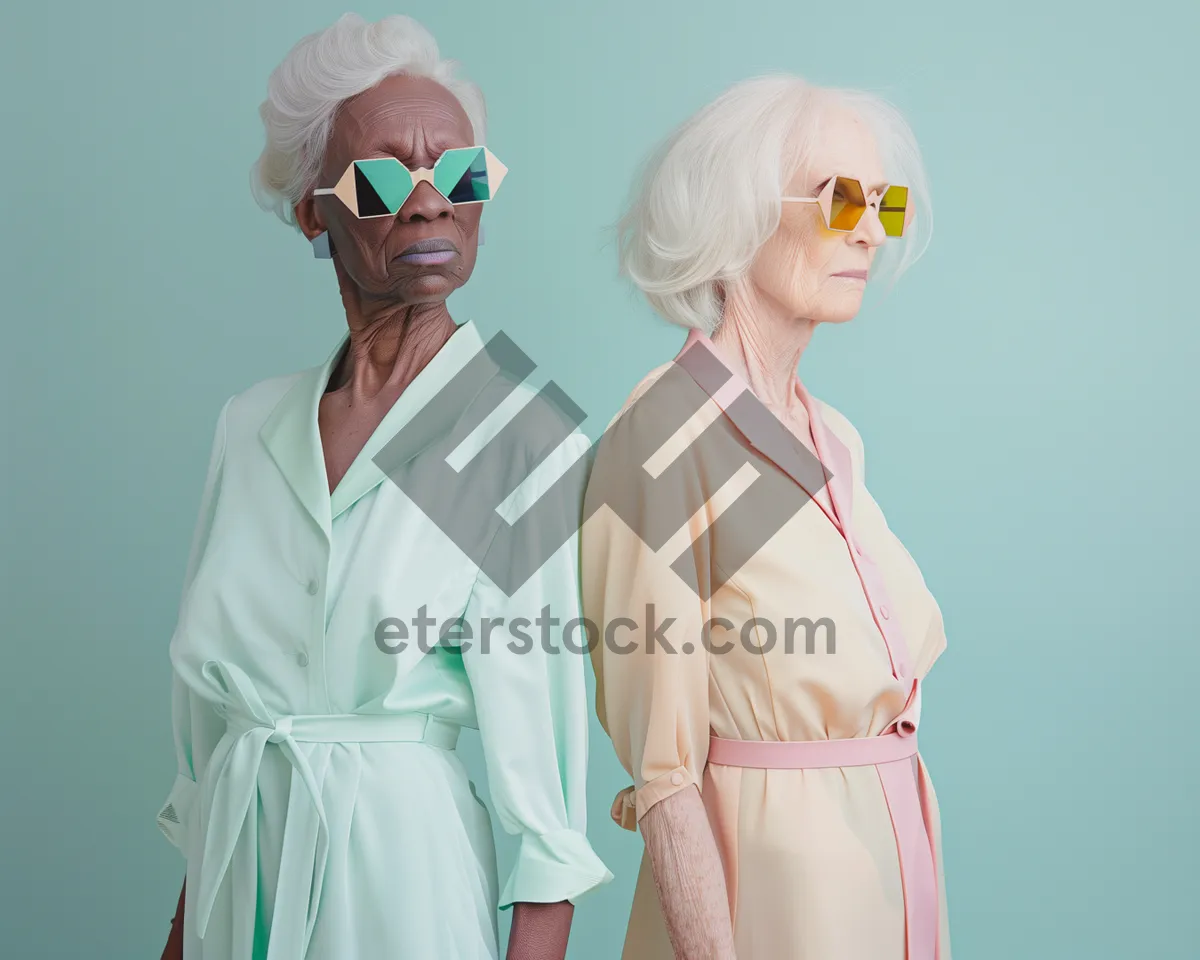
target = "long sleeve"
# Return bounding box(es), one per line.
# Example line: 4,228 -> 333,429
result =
580,387 -> 714,828
156,396 -> 234,854
461,431 -> 613,908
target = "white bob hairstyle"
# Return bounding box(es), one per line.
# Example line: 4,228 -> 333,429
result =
251,14 -> 486,228
618,75 -> 933,333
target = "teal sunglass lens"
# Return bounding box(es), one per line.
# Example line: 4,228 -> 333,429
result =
354,159 -> 415,216
434,147 -> 490,204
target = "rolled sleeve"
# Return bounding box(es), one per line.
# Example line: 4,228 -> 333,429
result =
603,766 -> 701,831
581,386 -> 715,831
461,432 -> 613,906
633,764 -> 697,822
583,510 -> 711,827
500,827 -> 615,908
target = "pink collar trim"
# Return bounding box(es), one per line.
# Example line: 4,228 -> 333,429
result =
675,328 -> 856,531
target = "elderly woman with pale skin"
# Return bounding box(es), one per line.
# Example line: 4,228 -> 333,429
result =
583,76 -> 951,959
155,14 -> 610,960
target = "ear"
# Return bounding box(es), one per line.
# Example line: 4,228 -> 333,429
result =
294,194 -> 325,242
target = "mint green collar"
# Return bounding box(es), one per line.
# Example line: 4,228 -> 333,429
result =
258,320 -> 488,540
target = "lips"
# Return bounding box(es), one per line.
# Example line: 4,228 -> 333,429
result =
394,237 -> 459,266
833,269 -> 869,281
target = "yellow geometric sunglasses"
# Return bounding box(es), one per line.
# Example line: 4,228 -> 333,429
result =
782,176 -> 909,238
314,146 -> 508,219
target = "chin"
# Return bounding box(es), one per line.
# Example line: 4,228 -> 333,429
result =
392,273 -> 460,302
813,302 -> 864,325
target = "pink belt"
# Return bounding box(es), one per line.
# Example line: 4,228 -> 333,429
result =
707,722 -> 940,960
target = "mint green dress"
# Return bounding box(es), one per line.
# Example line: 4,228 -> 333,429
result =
156,321 -> 612,960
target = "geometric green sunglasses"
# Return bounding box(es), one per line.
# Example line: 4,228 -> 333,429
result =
313,146 -> 508,219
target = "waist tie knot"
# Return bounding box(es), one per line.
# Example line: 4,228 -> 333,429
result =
266,716 -> 293,744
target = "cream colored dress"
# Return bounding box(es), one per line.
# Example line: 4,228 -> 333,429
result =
583,330 -> 950,960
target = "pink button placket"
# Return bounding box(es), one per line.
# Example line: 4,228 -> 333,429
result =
795,380 -> 940,960
676,330 -> 942,959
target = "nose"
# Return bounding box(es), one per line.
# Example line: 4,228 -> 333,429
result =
852,203 -> 887,248
397,180 -> 454,223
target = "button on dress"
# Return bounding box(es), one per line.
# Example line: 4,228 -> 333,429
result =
156,320 -> 612,960
583,330 -> 951,960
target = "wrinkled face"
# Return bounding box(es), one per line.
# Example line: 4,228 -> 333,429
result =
747,106 -> 891,325
299,73 -> 482,306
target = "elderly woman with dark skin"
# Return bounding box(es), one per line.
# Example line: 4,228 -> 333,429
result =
157,15 -> 610,960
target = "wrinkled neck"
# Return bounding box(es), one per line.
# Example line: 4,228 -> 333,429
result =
328,303 -> 456,403
711,281 -> 815,414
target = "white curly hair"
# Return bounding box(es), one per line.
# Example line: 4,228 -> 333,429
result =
251,13 -> 486,228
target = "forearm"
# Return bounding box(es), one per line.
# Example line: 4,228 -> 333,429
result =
640,785 -> 736,960
160,878 -> 185,960
505,900 -> 574,960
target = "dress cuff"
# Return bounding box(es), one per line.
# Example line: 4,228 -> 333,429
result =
610,786 -> 638,831
156,773 -> 197,854
498,827 -> 614,908
633,764 -> 695,822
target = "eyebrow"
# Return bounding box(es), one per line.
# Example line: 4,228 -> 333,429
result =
814,176 -> 892,195
375,139 -> 466,165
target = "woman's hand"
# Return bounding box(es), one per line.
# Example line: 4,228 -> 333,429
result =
505,900 -> 575,960
159,879 -> 185,960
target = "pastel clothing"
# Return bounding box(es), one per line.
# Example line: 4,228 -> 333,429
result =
583,330 -> 950,960
156,320 -> 612,960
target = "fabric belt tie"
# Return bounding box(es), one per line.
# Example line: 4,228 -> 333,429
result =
706,686 -> 939,960
189,659 -> 460,960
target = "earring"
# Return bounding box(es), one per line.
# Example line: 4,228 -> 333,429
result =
311,231 -> 333,259
477,224 -> 485,246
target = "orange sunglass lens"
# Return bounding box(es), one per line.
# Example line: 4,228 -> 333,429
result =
827,177 -> 867,231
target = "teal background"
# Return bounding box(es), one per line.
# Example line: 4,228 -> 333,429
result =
2,1 -> 1197,957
